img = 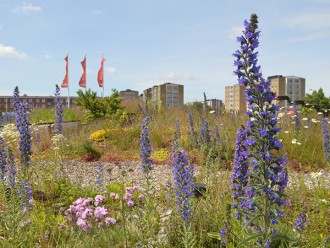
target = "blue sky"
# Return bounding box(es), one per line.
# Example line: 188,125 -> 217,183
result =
1,0 -> 330,102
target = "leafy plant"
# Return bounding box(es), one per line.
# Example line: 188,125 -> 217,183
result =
76,89 -> 123,120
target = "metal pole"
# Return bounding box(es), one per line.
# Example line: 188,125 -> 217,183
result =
67,53 -> 70,108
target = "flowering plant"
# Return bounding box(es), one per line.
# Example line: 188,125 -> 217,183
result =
230,14 -> 289,247
89,129 -> 113,142
65,195 -> 117,232
54,84 -> 64,135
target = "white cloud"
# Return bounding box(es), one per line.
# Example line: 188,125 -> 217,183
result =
0,44 -> 27,59
227,26 -> 242,40
14,2 -> 42,14
105,67 -> 116,74
283,11 -> 330,42
288,31 -> 330,42
283,12 -> 330,30
162,72 -> 197,81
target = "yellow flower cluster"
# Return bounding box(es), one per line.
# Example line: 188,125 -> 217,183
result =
151,149 -> 170,162
89,129 -> 112,142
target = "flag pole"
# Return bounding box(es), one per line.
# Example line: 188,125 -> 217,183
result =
102,53 -> 104,98
67,53 -> 70,108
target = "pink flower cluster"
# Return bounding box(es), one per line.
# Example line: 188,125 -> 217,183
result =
64,195 -> 116,232
110,185 -> 144,207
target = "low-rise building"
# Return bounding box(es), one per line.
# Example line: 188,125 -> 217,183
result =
206,98 -> 224,112
143,82 -> 184,108
268,75 -> 306,108
119,89 -> 139,100
0,95 -> 76,113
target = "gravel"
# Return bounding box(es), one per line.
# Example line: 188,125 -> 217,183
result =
45,160 -> 330,190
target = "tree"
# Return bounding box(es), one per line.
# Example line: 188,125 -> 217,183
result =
304,88 -> 330,117
76,89 -> 123,119
190,101 -> 204,112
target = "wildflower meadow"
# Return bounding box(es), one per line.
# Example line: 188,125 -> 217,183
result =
0,14 -> 329,248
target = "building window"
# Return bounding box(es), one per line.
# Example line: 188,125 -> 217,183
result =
10,99 -> 14,102
42,99 -> 45,103
36,99 -> 40,103
28,99 -> 32,103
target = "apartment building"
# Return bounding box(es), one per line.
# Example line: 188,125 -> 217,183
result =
0,96 -> 75,113
268,75 -> 306,108
225,84 -> 246,113
143,82 -> 184,108
119,89 -> 139,101
206,98 -> 224,112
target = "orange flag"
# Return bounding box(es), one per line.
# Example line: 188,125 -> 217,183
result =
97,57 -> 106,87
61,55 -> 69,88
79,55 -> 86,88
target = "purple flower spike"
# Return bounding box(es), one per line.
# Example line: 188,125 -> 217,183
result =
139,116 -> 153,173
231,14 -> 288,246
54,84 -> 64,135
173,149 -> 194,226
13,86 -> 32,166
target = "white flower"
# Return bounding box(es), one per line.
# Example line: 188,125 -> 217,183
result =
310,171 -> 323,178
297,142 -> 301,145
284,131 -> 289,134
209,110 -> 215,114
304,126 -> 309,129
320,199 -> 328,203
318,112 -> 323,115
291,139 -> 297,144
302,117 -> 308,121
278,113 -> 283,118
312,119 -> 317,123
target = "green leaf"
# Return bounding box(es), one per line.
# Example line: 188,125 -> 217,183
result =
207,232 -> 221,240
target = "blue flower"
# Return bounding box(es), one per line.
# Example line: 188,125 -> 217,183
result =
13,87 -> 32,166
139,117 -> 153,173
96,163 -> 105,190
321,118 -> 330,164
173,149 -> 194,226
54,84 -> 64,135
188,111 -> 198,147
294,213 -> 307,233
231,14 -> 288,246
0,137 -> 7,181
